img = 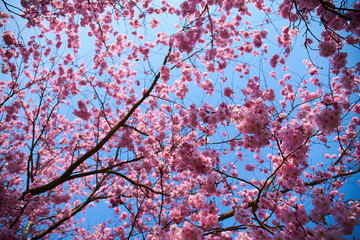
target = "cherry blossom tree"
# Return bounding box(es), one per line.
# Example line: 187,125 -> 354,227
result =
1,0 -> 360,239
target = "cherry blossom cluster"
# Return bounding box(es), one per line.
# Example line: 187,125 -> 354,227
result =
171,27 -> 203,54
318,40 -> 337,58
338,68 -> 359,95
197,201 -> 219,229
234,207 -> 251,225
231,98 -> 271,150
172,142 -> 216,176
2,30 -> 17,46
314,104 -> 342,135
73,100 -> 92,121
331,52 -> 348,75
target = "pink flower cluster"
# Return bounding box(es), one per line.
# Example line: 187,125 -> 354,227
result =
199,79 -> 215,95
148,224 -> 167,240
296,0 -> 319,10
239,41 -> 253,54
310,189 -> 333,222
73,99 -> 92,121
197,202 -> 219,229
196,102 -> 228,127
315,104 -> 342,135
270,54 -> 280,68
172,142 -> 215,176
252,33 -> 263,48
174,79 -> 189,100
338,68 -> 358,95
278,0 -> 297,21
272,203 -> 310,239
231,98 -> 271,150
169,205 -> 189,224
202,172 -> 221,195
262,88 -> 275,101
234,207 -> 251,225
179,222 -> 203,240
2,30 -> 17,46
118,129 -> 135,151
318,40 -> 337,57
160,65 -> 170,83
223,87 -> 234,97
4,100 -> 21,122
149,17 -> 159,29
171,27 -> 203,54
0,178 -> 22,216
149,222 -> 204,240
276,26 -> 298,54
332,201 -> 360,235
204,48 -> 217,61
180,1 -> 197,17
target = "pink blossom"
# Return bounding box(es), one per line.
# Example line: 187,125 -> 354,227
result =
150,17 -> 159,29
199,79 -> 215,95
2,30 -> 17,46
205,48 -> 217,61
224,87 -> 234,97
270,54 -> 280,68
308,67 -> 318,76
160,65 -> 170,82
235,207 -> 251,224
331,52 -> 347,74
318,40 -> 337,57
243,41 -> 253,53
245,164 -> 255,171
73,99 -> 92,121
269,70 -> 277,78
263,88 -> 275,101
219,29 -> 230,39
259,30 -> 268,39
315,106 -> 342,135
252,33 -> 262,48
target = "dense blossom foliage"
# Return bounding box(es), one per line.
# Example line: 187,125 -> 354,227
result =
0,0 -> 360,239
